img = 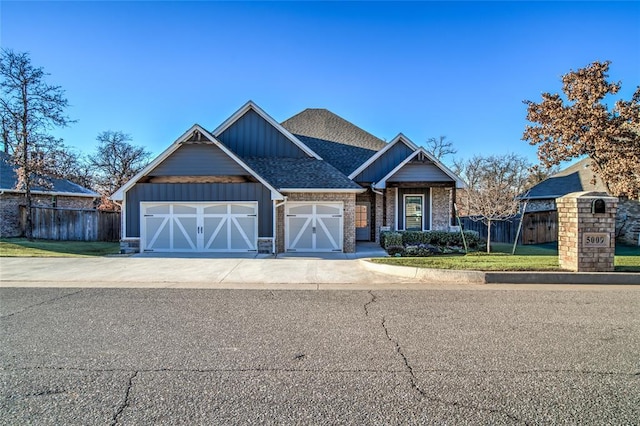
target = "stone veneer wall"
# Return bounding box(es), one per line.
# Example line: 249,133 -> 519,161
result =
276,192 -> 356,253
374,192 -> 384,243
385,188 -> 397,230
557,193 -> 617,272
431,187 -> 452,230
0,193 -> 96,237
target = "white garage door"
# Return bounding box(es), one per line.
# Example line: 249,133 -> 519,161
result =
141,202 -> 257,252
285,202 -> 343,252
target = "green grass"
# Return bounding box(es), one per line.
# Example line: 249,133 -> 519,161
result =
0,238 -> 120,257
372,242 -> 640,272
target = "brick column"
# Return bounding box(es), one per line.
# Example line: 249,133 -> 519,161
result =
557,192 -> 617,272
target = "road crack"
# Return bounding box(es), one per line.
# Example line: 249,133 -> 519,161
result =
381,316 -> 528,424
0,290 -> 83,319
111,370 -> 138,426
364,290 -> 377,316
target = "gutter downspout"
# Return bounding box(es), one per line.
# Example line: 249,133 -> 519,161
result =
273,196 -> 288,254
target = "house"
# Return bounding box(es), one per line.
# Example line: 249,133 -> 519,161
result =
520,158 -> 640,245
112,101 -> 465,254
0,152 -> 99,237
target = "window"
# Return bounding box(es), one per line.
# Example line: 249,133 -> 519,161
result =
355,204 -> 368,228
404,195 -> 423,230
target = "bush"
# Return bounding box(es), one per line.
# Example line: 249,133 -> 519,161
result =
383,232 -> 403,250
386,245 -> 405,256
381,230 -> 486,257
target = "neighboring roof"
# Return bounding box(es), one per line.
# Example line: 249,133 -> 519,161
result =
294,135 -> 377,176
522,158 -> 607,200
0,152 -> 98,197
110,124 -> 284,201
243,157 -> 364,191
212,101 -> 322,160
281,108 -> 387,151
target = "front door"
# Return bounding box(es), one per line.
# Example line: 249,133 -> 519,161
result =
355,202 -> 370,241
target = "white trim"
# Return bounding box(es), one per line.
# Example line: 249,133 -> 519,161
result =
110,124 -> 284,201
403,193 -> 425,231
373,147 -> 466,189
280,188 -> 366,193
121,198 -> 127,239
348,133 -> 417,180
211,100 -> 322,160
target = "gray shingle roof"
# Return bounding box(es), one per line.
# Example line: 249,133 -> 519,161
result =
523,158 -> 608,199
282,109 -> 387,151
294,135 -> 377,176
243,157 -> 362,190
0,152 -> 98,196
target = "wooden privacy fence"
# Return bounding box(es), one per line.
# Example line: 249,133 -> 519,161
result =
459,216 -> 521,244
20,206 -> 121,242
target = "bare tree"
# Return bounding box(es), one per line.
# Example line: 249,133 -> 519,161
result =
46,144 -> 94,189
425,135 -> 457,162
0,49 -> 74,238
456,154 -> 531,252
88,131 -> 151,201
523,61 -> 640,198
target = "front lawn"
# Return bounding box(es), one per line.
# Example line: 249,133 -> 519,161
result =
0,238 -> 120,257
372,242 -> 640,272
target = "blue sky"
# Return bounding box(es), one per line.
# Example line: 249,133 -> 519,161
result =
1,1 -> 639,166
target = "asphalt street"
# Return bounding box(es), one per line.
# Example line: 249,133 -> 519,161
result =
1,286 -> 639,425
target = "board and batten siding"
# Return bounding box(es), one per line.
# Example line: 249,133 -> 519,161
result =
148,144 -> 247,176
125,183 -> 273,238
217,109 -> 308,158
388,162 -> 453,183
353,142 -> 414,183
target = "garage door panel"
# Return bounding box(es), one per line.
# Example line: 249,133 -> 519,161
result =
285,203 -> 343,252
231,217 -> 256,250
141,202 -> 257,252
173,217 -> 197,250
146,217 -> 171,250
316,217 -> 341,250
208,220 -> 229,250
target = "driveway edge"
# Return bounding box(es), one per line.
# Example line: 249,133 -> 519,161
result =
360,260 -> 640,285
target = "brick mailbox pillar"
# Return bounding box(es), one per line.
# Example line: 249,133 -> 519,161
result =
557,192 -> 617,272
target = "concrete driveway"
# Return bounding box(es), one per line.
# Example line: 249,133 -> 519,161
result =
0,243 -> 408,289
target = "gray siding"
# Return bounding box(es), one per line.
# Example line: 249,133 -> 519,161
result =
397,187 -> 431,231
218,109 -> 308,158
388,162 -> 453,183
125,183 -> 273,237
353,142 -> 414,183
149,144 -> 246,176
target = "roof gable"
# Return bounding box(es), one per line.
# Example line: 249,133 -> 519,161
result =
212,101 -> 321,159
523,158 -> 608,199
373,147 -> 466,189
349,133 -> 417,182
0,152 -> 97,197
281,108 -> 387,151
111,124 -> 284,201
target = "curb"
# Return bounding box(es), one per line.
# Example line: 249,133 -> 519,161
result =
360,260 -> 640,285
